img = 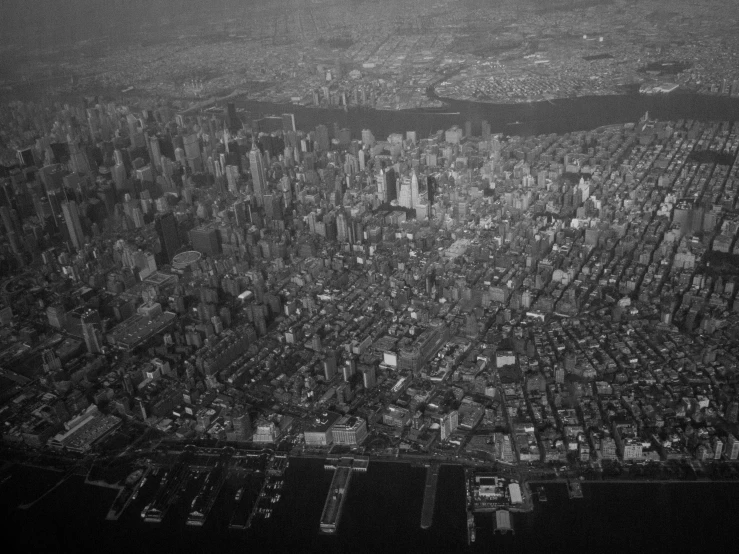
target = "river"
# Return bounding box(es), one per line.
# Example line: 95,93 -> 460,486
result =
229,91 -> 739,140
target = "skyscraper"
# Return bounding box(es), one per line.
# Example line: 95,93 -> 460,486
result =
190,226 -> 221,256
249,142 -> 266,202
155,212 -> 180,264
282,113 -> 296,133
385,167 -> 397,203
315,124 -> 330,151
61,200 -> 85,250
81,310 -> 103,354
410,170 -> 419,209
361,364 -> 377,389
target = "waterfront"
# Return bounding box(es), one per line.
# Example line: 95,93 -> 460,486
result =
227,91 -> 739,141
5,460 -> 739,553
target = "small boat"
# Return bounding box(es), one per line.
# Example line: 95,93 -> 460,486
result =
235,487 -> 244,502
537,486 -> 547,502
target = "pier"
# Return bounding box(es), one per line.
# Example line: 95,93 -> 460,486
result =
320,465 -> 352,534
420,464 -> 440,529
494,510 -> 514,534
319,456 -> 368,534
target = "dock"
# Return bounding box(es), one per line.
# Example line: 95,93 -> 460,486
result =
241,474 -> 270,530
186,466 -> 226,526
318,456 -> 369,534
420,464 -> 440,529
106,467 -> 150,521
320,465 -> 352,534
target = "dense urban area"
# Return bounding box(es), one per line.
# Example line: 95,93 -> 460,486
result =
3,0 -> 739,545
2,0 -> 739,108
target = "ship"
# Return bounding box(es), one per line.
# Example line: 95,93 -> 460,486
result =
235,487 -> 244,502
467,510 -> 476,544
567,480 -> 583,499
125,469 -> 144,486
536,486 -> 547,502
0,474 -> 13,486
507,121 -> 522,125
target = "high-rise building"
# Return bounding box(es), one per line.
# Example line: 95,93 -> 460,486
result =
343,357 -> 356,382
190,226 -> 221,256
331,416 -> 368,445
410,170 -> 419,209
234,200 -> 248,227
0,206 -> 20,254
61,200 -> 85,250
323,352 -> 337,381
282,113 -> 296,133
727,434 -> 739,460
385,168 -> 397,203
155,212 -> 180,263
481,120 -> 491,141
249,142 -> 266,201
81,310 -> 103,354
441,410 -> 459,441
361,129 -> 375,147
315,124 -> 330,151
361,364 -> 377,389
226,102 -> 239,132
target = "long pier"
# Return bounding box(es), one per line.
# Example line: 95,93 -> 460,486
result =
420,464 -> 440,529
319,465 -> 352,534
318,456 -> 368,534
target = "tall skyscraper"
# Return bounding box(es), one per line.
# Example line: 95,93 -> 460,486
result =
155,212 -> 180,263
361,365 -> 377,389
0,206 -> 20,254
249,142 -> 266,202
323,352 -> 337,381
410,170 -> 419,209
226,102 -> 239,132
61,200 -> 85,250
81,310 -> 103,354
315,124 -> 330,151
234,200 -> 248,227
385,167 -> 397,203
282,113 -> 296,133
